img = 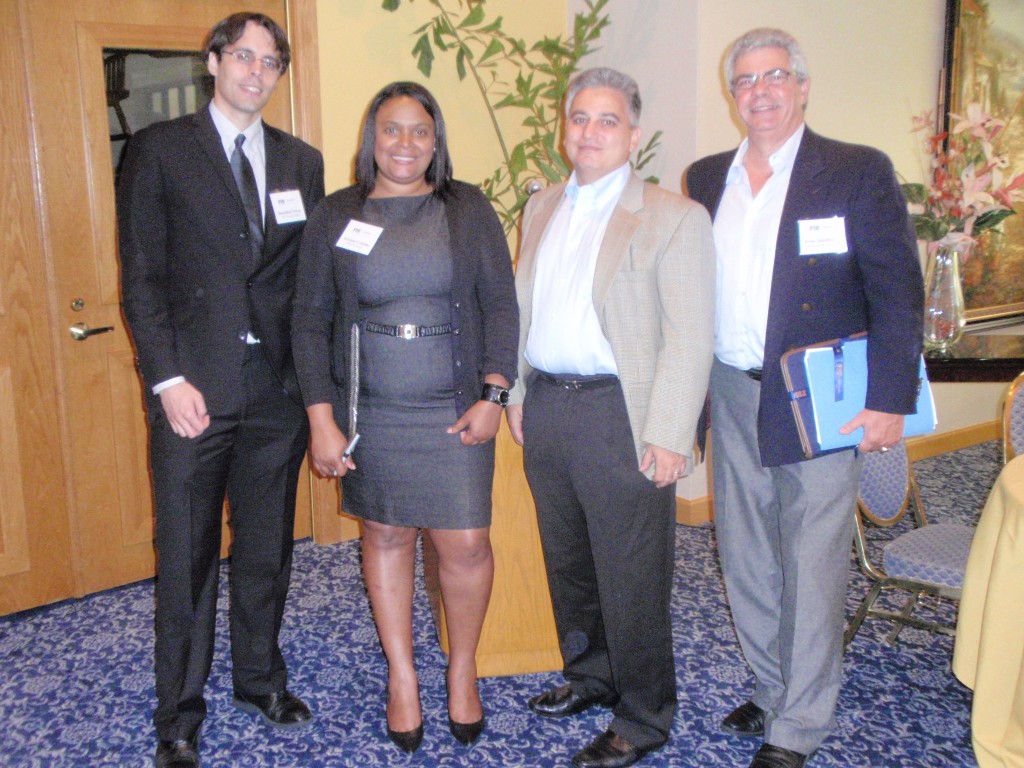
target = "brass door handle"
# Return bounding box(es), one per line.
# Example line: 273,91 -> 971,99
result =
69,322 -> 115,341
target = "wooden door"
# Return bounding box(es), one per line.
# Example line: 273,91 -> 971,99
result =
2,0 -> 314,608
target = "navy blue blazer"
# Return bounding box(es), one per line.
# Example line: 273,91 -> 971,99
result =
118,105 -> 325,411
687,128 -> 924,466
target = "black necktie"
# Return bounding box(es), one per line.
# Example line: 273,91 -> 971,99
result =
231,134 -> 264,261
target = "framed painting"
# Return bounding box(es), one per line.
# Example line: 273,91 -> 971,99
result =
944,0 -> 1024,323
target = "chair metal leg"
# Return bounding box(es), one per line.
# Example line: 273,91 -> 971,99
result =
845,580 -> 885,647
885,590 -> 921,644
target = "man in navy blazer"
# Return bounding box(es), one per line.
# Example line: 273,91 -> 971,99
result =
118,12 -> 324,768
686,28 -> 923,768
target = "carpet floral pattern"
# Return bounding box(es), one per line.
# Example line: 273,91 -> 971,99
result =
0,442 -> 998,767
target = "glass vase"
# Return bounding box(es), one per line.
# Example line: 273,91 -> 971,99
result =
922,237 -> 971,352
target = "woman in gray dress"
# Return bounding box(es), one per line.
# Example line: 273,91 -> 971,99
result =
291,82 -> 518,754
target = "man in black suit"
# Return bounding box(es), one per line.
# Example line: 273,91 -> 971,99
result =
117,12 -> 324,768
686,28 -> 923,768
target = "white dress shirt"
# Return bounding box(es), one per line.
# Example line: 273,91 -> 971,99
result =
209,101 -> 267,222
714,124 -> 805,370
525,163 -> 630,376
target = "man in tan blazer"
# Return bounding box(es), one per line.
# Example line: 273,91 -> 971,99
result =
506,67 -> 714,768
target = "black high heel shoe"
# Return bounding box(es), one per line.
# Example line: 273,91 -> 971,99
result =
385,690 -> 424,753
387,722 -> 424,753
449,714 -> 485,745
447,668 -> 485,745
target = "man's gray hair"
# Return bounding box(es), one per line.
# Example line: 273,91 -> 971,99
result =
565,67 -> 642,127
725,28 -> 809,91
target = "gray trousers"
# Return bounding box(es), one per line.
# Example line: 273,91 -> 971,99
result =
710,357 -> 861,754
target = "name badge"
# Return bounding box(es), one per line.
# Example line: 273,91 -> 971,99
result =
336,220 -> 383,255
270,190 -> 307,224
798,216 -> 848,255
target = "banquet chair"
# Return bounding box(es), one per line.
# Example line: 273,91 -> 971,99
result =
1002,370 -> 1024,463
844,440 -> 975,645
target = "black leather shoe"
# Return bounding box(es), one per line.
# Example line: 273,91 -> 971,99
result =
721,701 -> 766,737
386,722 -> 424,753
749,743 -> 808,768
154,734 -> 200,768
449,715 -> 485,745
232,690 -> 312,730
528,684 -> 618,718
572,729 -> 652,768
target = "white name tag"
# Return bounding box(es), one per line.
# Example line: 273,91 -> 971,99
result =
270,190 -> 307,224
336,220 -> 383,255
798,216 -> 848,255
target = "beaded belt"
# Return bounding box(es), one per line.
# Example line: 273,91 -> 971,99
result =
364,321 -> 452,339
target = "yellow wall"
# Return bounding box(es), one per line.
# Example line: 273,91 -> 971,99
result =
315,0 -> 564,195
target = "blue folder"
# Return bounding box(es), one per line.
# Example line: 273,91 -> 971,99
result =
780,334 -> 936,458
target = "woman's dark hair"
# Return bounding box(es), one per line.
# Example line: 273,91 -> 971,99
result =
203,12 -> 291,72
355,82 -> 453,199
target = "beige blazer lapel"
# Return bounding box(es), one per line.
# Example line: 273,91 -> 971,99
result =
592,173 -> 644,314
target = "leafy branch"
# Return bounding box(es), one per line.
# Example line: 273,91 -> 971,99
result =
382,0 -> 657,234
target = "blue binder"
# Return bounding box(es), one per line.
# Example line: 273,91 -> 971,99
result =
780,333 -> 936,458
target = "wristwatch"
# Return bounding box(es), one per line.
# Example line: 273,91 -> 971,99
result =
480,383 -> 510,407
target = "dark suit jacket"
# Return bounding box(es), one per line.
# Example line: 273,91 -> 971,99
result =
118,105 -> 325,412
291,181 -> 519,420
687,128 -> 924,466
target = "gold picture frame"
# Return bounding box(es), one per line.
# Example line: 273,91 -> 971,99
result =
945,0 -> 1024,323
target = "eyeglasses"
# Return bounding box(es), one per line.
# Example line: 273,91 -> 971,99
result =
731,68 -> 794,92
222,48 -> 284,73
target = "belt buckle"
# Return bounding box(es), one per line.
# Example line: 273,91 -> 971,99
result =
398,324 -> 416,340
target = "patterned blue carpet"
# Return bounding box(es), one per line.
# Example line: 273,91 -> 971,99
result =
0,442 -> 998,767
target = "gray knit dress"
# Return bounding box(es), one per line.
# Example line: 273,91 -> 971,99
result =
340,192 -> 493,530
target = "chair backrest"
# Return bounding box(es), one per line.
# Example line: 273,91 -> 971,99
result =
1003,370 -> 1024,463
857,440 -> 924,527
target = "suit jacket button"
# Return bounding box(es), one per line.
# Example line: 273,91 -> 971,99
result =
240,231 -> 248,239
807,257 -> 817,266
801,302 -> 812,312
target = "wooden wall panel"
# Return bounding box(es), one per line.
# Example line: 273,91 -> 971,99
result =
0,369 -> 31,577
0,0 -> 76,614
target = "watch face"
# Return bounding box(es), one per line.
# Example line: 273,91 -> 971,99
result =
483,384 -> 509,406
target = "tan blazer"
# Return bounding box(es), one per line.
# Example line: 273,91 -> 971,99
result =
509,172 -> 715,473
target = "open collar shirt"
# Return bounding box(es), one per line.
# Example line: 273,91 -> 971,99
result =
525,163 -> 630,376
714,123 -> 805,371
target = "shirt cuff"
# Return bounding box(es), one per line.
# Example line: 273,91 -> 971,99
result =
152,376 -> 186,395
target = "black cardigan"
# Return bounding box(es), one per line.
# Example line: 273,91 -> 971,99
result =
291,180 -> 519,421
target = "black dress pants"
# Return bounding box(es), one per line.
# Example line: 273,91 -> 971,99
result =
149,345 -> 308,741
522,372 -> 677,750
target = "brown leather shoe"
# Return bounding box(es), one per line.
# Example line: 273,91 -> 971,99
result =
572,729 -> 653,768
528,684 -> 618,718
721,701 -> 766,737
232,690 -> 312,730
749,743 -> 808,768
